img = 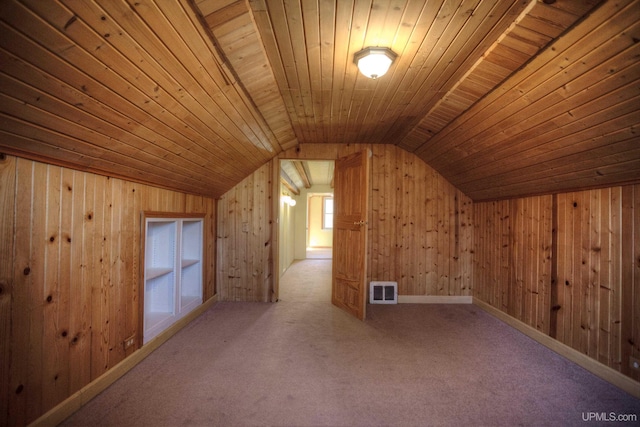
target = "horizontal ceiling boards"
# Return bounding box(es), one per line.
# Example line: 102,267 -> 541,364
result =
1,0 -> 639,201
208,0 -> 636,200
418,0 -> 640,200
0,0 -> 282,198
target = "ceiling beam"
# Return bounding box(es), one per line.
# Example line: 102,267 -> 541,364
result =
203,1 -> 247,28
280,170 -> 300,195
293,160 -> 312,188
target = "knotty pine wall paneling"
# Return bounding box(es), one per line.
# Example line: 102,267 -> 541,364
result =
217,161 -> 275,302
368,144 -> 472,296
474,197 -> 553,332
273,143 -> 473,298
474,186 -> 640,382
0,155 -> 216,426
0,153 -> 15,426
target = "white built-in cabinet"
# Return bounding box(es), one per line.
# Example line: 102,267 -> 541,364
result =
142,213 -> 204,344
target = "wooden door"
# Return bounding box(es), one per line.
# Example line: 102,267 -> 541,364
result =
332,150 -> 369,320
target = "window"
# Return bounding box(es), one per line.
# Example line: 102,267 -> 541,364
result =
323,197 -> 334,229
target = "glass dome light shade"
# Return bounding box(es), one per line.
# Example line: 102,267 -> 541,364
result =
354,47 -> 397,79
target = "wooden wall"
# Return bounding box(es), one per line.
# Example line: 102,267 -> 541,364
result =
474,186 -> 640,382
4,144 -> 637,425
215,143 -> 472,301
217,161 -> 276,302
368,144 -> 472,296
474,196 -> 553,332
0,155 -> 216,426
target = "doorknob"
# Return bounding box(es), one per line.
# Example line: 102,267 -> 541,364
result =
353,220 -> 366,226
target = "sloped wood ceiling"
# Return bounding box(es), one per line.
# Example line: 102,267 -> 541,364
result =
0,0 -> 289,198
1,0 -> 639,201
417,0 -> 640,200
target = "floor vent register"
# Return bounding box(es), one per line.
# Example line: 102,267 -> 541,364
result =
369,281 -> 398,304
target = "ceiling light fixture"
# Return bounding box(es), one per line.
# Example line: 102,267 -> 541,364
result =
281,194 -> 297,207
354,47 -> 397,79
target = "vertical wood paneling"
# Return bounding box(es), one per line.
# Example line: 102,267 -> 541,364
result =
69,171 -> 90,392
372,144 -> 474,297
1,155 -> 216,426
425,167 -> 437,295
474,187 -> 639,382
621,186 -> 635,377
386,145 -> 397,288
632,185 -> 640,380
10,158 -> 34,426
437,176 -> 448,294
511,199 -> 523,320
123,180 -> 139,358
597,188 -> 612,366
219,143 -> 474,306
370,147 -> 384,287
93,174 -> 110,380
274,143 -> 473,298
217,162 -> 275,302
41,164 -> 66,410
90,173 -> 107,381
28,161 -> 47,422
0,155 -> 15,426
540,196 -> 553,334
610,187 -> 623,374
474,196 -> 554,330
460,190 -> 473,294
109,177 -> 124,369
557,190 -> 621,364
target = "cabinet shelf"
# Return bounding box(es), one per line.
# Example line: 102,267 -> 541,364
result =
142,214 -> 204,344
181,259 -> 199,269
146,267 -> 174,280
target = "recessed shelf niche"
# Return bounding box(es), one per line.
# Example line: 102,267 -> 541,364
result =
142,213 -> 204,344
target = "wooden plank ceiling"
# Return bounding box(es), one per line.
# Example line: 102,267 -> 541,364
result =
1,0 -> 639,200
281,159 -> 334,195
0,0 -> 291,198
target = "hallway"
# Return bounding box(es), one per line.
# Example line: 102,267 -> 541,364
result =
279,259 -> 332,303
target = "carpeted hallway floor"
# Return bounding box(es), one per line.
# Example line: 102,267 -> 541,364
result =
62,259 -> 639,426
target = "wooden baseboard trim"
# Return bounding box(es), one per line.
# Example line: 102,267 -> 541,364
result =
398,295 -> 473,304
473,298 -> 640,399
29,296 -> 218,427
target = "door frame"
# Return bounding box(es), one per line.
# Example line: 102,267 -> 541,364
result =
273,152 -> 370,309
273,156 -> 340,302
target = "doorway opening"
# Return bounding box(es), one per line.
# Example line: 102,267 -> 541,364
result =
278,160 -> 334,298
277,151 -> 369,319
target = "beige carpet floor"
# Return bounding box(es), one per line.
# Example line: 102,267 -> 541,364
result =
61,259 -> 639,426
305,247 -> 333,259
